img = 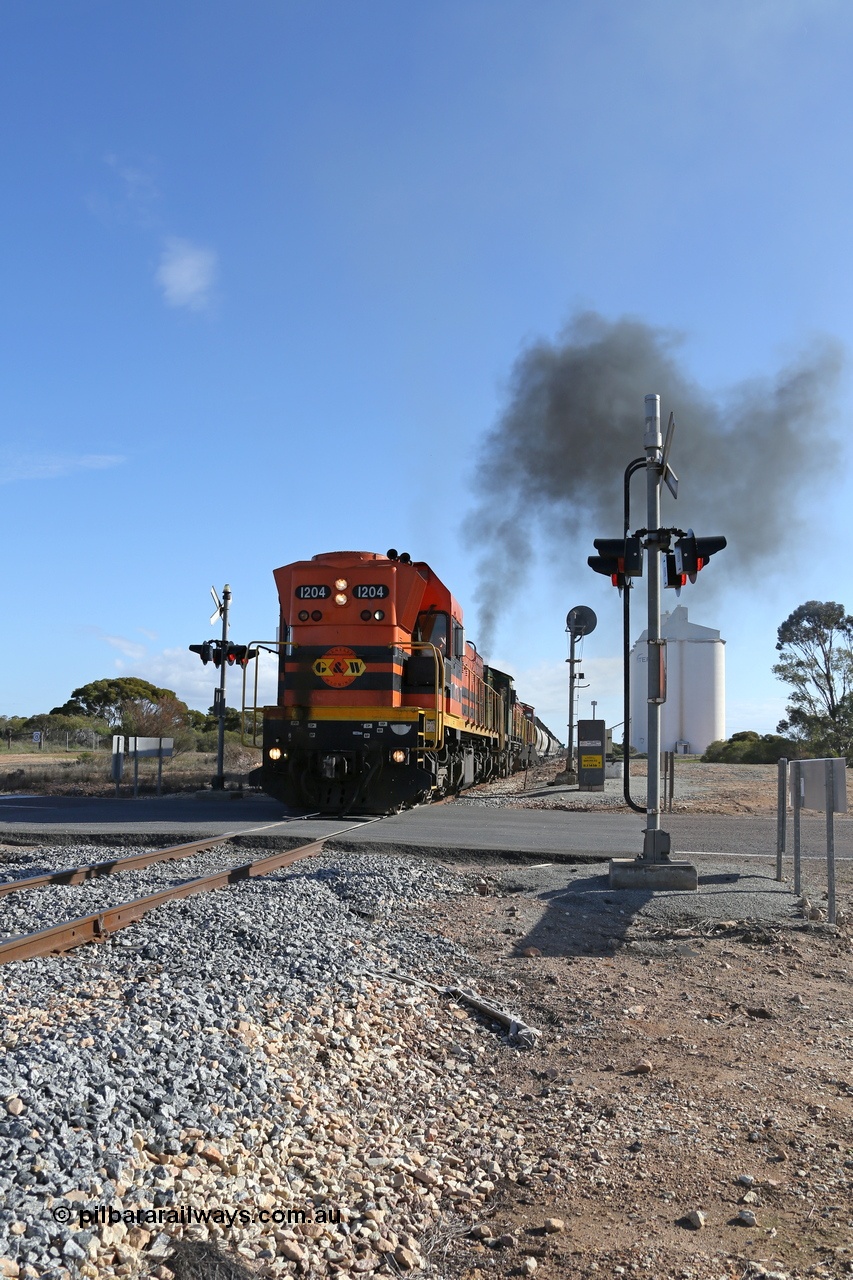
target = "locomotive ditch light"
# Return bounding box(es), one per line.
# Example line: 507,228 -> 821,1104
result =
373,609 -> 384,620
391,749 -> 407,764
268,747 -> 282,761
311,610 -> 322,621
360,609 -> 372,621
299,610 -> 310,621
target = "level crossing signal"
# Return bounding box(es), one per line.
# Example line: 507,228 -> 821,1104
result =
587,535 -> 643,590
673,530 -> 726,582
189,642 -> 259,667
666,531 -> 727,593
224,645 -> 259,667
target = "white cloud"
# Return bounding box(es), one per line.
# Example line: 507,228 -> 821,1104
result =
493,655 -> 625,741
103,635 -> 148,662
0,453 -> 124,484
110,645 -> 278,715
156,237 -> 218,312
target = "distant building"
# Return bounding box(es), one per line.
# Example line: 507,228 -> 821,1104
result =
630,605 -> 725,755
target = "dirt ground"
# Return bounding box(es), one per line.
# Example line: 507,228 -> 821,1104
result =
462,758 -> 785,816
3,761 -> 851,1280
404,762 -> 852,1280
407,877 -> 851,1280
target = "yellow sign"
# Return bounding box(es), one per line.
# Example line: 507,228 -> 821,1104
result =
313,647 -> 366,688
581,754 -> 602,769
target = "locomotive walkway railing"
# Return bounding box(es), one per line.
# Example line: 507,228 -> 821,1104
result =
394,641 -> 445,748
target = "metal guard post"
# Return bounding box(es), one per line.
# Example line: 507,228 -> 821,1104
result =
242,641 -> 285,746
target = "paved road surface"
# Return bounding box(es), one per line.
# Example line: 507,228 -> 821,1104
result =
0,793 -> 851,862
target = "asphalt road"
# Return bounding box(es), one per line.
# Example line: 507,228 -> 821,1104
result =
0,793 -> 851,864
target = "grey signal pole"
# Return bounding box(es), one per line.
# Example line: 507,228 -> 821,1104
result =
609,396 -> 698,890
643,395 -> 669,861
215,583 -> 231,790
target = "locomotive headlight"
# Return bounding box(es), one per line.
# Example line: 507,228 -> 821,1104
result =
268,747 -> 282,761
334,578 -> 348,590
391,749 -> 407,764
334,592 -> 348,606
373,609 -> 384,620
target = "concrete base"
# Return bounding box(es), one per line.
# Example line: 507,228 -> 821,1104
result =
549,770 -> 577,786
609,858 -> 699,891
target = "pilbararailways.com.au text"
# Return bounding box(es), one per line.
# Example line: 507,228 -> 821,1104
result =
52,1205 -> 341,1230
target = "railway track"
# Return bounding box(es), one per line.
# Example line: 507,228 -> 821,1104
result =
0,813 -> 385,967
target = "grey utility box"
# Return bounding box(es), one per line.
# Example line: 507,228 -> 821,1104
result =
578,719 -> 606,791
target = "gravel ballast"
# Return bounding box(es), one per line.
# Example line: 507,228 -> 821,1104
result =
0,848 -> 496,1278
1,835 -> 851,1280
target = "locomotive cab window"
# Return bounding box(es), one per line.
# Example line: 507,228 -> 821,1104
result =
405,611 -> 448,689
452,621 -> 464,661
414,610 -> 448,654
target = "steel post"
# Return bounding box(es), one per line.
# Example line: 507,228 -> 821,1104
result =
776,757 -> 788,881
215,584 -> 231,789
826,758 -> 836,925
567,629 -> 577,777
643,393 -> 670,861
792,759 -> 802,896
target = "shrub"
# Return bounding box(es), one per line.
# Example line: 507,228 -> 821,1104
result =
702,732 -> 795,764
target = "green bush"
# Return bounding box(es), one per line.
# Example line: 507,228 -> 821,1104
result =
702,731 -> 795,764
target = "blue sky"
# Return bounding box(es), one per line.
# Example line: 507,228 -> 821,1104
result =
2,0 -> 852,742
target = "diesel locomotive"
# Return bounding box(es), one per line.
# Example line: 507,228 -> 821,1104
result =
253,549 -> 561,813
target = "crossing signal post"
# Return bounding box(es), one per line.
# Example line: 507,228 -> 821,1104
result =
189,614 -> 262,788
587,396 -> 726,890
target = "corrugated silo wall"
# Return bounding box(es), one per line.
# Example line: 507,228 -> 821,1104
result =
630,638 -> 725,755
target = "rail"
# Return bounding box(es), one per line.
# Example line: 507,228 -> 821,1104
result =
0,815 -> 384,967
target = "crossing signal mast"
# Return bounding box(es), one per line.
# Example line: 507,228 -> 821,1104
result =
587,397 -> 727,890
189,589 -> 261,788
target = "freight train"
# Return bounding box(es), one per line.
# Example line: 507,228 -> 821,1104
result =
253,550 -> 562,813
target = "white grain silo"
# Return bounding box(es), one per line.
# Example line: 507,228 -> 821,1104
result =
630,605 -> 725,755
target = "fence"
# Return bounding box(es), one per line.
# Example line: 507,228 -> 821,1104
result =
776,757 -> 846,925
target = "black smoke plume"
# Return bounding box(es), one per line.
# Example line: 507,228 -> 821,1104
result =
467,311 -> 844,649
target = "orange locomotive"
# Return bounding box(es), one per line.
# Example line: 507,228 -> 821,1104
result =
257,549 -> 560,812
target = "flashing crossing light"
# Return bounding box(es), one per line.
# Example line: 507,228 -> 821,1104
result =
588,535 -> 643,590
673,531 -> 727,583
224,644 -> 259,667
189,642 -> 214,664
